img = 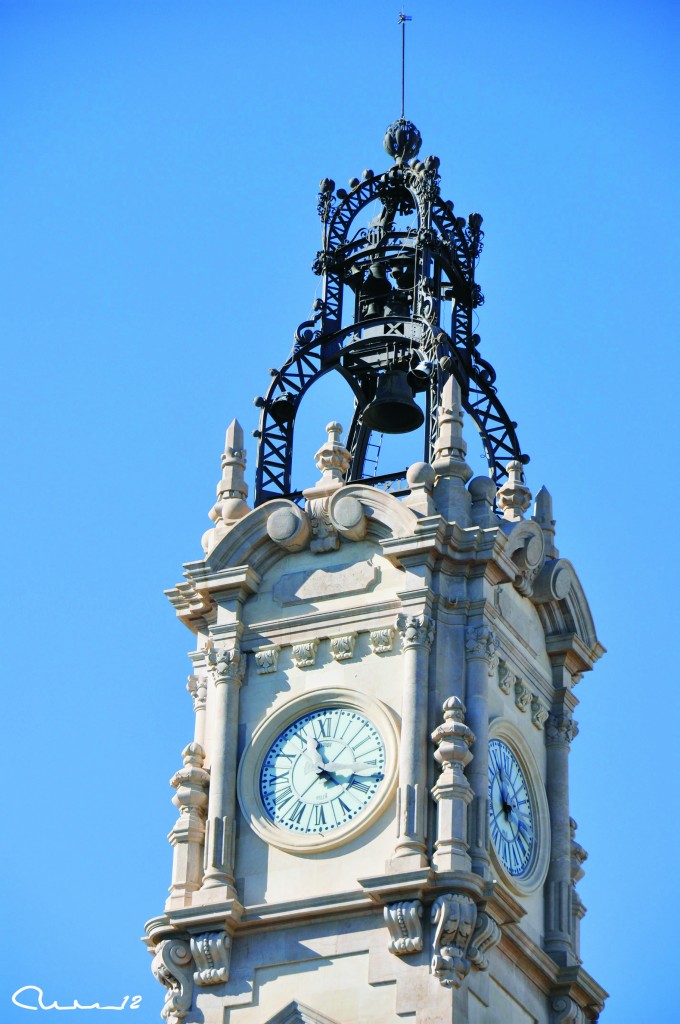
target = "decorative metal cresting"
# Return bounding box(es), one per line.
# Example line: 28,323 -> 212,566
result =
253,120 -> 529,506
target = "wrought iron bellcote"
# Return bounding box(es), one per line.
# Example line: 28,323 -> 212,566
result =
253,120 -> 529,508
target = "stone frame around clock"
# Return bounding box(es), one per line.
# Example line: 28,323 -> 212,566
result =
487,717 -> 551,896
237,686 -> 400,854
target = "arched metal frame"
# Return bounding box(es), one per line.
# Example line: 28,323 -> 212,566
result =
254,154 -> 527,507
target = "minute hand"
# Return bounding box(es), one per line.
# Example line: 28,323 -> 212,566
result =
322,761 -> 377,776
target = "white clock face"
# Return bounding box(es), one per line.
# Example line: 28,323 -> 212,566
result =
488,738 -> 535,877
260,706 -> 386,835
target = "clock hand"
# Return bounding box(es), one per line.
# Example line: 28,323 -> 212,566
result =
322,760 -> 378,776
303,735 -> 326,775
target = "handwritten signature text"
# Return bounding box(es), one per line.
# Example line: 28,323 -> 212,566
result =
12,987 -> 142,1012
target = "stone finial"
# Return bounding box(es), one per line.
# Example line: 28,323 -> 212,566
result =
202,420 -> 251,556
468,475 -> 497,528
309,421 -> 350,495
432,376 -> 472,524
432,697 -> 475,777
302,423 -> 351,553
533,485 -> 558,558
496,460 -> 532,522
570,818 -> 588,884
403,460 -> 436,515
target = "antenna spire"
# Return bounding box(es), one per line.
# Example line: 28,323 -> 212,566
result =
398,11 -> 412,119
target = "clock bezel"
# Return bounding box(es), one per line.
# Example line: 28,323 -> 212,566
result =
237,687 -> 399,854
487,720 -> 550,895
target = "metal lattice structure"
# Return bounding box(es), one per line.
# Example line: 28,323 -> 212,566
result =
253,119 -> 528,507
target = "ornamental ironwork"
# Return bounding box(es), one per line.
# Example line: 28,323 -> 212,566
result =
253,119 -> 528,506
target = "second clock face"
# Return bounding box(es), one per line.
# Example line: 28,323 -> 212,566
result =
488,738 -> 535,878
260,706 -> 386,835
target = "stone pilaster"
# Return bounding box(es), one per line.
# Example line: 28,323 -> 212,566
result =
464,624 -> 499,878
544,701 -> 579,964
431,696 -> 475,872
390,613 -> 435,869
200,633 -> 244,897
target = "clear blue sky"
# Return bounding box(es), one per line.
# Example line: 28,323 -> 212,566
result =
2,1 -> 677,1020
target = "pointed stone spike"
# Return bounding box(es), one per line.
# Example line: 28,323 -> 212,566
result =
201,420 -> 252,556
225,418 -> 244,453
432,375 -> 472,525
533,484 -> 558,558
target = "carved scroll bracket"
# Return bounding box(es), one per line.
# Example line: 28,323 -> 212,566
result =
430,893 -> 501,988
190,931 -> 231,986
384,900 -> 424,955
151,939 -> 194,1024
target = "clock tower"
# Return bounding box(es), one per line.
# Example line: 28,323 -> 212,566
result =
145,119 -> 607,1023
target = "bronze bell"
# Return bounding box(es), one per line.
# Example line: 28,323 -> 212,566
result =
362,369 -> 424,434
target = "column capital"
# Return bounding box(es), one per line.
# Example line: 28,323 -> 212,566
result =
186,674 -> 207,712
397,612 -> 435,651
207,636 -> 245,685
546,711 -> 579,746
465,623 -> 499,675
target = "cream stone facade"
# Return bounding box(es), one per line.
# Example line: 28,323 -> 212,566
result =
145,120 -> 607,1023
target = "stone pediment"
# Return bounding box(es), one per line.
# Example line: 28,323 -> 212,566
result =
265,1000 -> 341,1024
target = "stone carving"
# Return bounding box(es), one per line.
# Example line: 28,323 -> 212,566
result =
171,743 -> 210,818
267,505 -> 311,553
514,680 -> 531,712
570,818 -> 588,884
397,613 -> 435,651
190,931 -> 231,986
292,640 -> 319,668
496,459 -> 532,522
329,633 -> 357,661
254,646 -> 280,675
151,938 -> 194,1024
465,624 -> 499,676
431,697 -> 475,871
531,695 -> 549,730
186,674 -> 207,712
497,662 -> 516,695
168,744 -> 210,902
307,501 -> 339,553
201,420 -> 251,556
533,484 -> 558,559
533,559 -> 573,603
468,475 -> 496,528
569,818 -> 588,957
208,640 -> 244,684
431,893 -> 478,987
403,461 -> 437,516
303,422 -> 351,554
384,900 -> 424,955
551,996 -> 586,1024
369,627 -> 395,654
432,697 -> 474,777
431,895 -> 501,987
468,912 -> 502,971
546,712 -> 579,745
329,493 -> 367,541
